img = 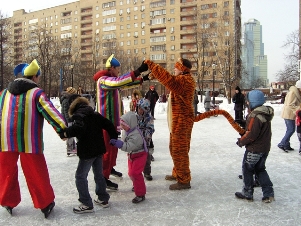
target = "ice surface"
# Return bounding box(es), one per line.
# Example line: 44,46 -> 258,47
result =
1,97 -> 301,226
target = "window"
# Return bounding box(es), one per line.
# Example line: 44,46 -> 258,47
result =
120,41 -> 124,46
171,36 -> 175,41
224,1 -> 229,7
141,39 -> 145,44
127,40 -> 131,45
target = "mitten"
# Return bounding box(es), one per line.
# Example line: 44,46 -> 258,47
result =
133,61 -> 148,77
110,139 -> 124,148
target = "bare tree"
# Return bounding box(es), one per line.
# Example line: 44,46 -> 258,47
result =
0,12 -> 14,90
276,30 -> 299,82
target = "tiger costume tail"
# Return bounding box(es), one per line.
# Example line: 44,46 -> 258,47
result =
194,110 -> 245,135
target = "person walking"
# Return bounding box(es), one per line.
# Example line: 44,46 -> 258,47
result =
60,87 -> 77,156
0,59 -> 67,218
92,54 -> 148,190
144,58 -> 195,190
145,86 -> 159,119
109,111 -> 148,203
278,80 -> 301,152
232,86 -> 245,122
59,95 -> 119,213
235,90 -> 274,203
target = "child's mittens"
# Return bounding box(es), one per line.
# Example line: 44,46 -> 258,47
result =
110,139 -> 124,148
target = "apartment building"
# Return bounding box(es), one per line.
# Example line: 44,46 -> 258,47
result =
11,0 -> 241,95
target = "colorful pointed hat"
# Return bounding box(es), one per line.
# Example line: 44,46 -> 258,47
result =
13,59 -> 41,77
105,54 -> 121,68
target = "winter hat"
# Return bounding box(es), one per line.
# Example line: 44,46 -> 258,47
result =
14,59 -> 41,77
247,90 -> 265,109
137,98 -> 150,113
105,54 -> 121,68
295,80 -> 301,88
150,85 -> 155,89
235,86 -> 241,92
68,94 -> 81,106
66,87 -> 77,94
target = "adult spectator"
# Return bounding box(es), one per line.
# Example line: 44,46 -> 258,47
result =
145,86 -> 159,119
278,80 -> 301,152
232,86 -> 245,122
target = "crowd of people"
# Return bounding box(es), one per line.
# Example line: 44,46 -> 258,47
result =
2,55 -> 301,218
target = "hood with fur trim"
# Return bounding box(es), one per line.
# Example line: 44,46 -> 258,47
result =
68,96 -> 93,118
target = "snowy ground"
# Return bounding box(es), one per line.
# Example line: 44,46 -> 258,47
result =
1,97 -> 301,226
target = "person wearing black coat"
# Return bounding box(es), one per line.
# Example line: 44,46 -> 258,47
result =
59,95 -> 119,214
145,86 -> 159,119
232,86 -> 245,122
60,87 -> 77,156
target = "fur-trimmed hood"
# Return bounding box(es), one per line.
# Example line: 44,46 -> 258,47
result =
68,96 -> 93,118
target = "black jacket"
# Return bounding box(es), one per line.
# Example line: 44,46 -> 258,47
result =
65,97 -> 118,159
232,92 -> 245,111
145,89 -> 159,106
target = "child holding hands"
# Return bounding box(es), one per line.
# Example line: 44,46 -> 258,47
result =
110,111 -> 148,203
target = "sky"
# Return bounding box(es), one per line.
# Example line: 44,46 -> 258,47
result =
1,97 -> 301,225
0,0 -> 299,82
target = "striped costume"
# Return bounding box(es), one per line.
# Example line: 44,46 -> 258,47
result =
93,69 -> 142,179
0,78 -> 67,210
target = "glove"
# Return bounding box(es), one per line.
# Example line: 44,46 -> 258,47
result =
133,61 -> 149,78
137,61 -> 148,73
236,138 -> 242,148
110,139 -> 124,149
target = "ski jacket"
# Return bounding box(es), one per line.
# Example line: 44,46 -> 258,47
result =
0,78 -> 67,154
238,105 -> 274,154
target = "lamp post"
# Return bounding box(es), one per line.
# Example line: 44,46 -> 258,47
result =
212,64 -> 216,105
70,64 -> 74,87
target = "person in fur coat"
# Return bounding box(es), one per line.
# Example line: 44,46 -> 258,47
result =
59,95 -> 119,214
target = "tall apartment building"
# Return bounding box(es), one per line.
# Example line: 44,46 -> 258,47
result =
11,0 -> 241,95
241,19 -> 268,88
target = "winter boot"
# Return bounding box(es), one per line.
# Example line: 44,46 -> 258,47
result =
169,182 -> 191,190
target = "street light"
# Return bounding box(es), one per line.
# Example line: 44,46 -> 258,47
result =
212,64 -> 216,105
70,64 -> 74,87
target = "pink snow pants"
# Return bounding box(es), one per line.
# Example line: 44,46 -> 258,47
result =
128,151 -> 147,196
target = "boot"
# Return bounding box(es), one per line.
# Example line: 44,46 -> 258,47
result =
235,192 -> 253,202
41,201 -> 55,218
3,206 -> 13,215
169,182 -> 191,190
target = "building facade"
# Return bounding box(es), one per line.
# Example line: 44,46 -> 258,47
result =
10,0 -> 241,96
241,18 -> 268,88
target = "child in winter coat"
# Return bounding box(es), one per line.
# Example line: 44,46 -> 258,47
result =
295,109 -> 301,155
235,90 -> 274,203
136,98 -> 155,181
110,111 -> 148,203
60,95 -> 119,213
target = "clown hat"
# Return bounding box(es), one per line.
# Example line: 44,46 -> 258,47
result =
14,59 -> 41,77
105,54 -> 121,68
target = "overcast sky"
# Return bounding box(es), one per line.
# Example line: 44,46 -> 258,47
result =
0,0 -> 299,82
